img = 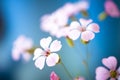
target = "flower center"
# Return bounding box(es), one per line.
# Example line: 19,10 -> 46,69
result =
80,27 -> 86,32
45,49 -> 50,57
110,70 -> 117,78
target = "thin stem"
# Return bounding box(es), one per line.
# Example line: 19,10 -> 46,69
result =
60,61 -> 73,80
85,44 -> 92,80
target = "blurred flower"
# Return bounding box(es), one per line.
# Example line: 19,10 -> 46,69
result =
74,77 -> 85,80
105,1 -> 120,17
68,18 -> 100,41
96,56 -> 120,80
40,1 -> 89,38
33,36 -> 62,70
50,71 -> 60,80
12,35 -> 33,61
61,1 -> 89,17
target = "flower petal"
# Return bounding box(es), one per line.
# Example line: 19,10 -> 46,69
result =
70,21 -> 80,29
102,56 -> 117,70
105,1 -> 120,17
12,48 -> 21,61
68,30 -> 81,40
81,31 -> 95,41
50,71 -> 60,80
96,67 -> 110,80
79,18 -> 92,27
87,23 -> 100,33
34,56 -> 46,70
50,40 -> 62,52
22,52 -> 31,62
33,48 -> 44,60
117,66 -> 120,74
46,53 -> 59,67
40,37 -> 52,50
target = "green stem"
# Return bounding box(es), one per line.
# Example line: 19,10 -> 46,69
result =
60,61 -> 73,80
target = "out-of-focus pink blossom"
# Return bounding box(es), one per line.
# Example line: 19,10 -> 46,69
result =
12,35 -> 33,61
74,77 -> 85,80
96,56 -> 120,80
40,1 -> 89,38
50,71 -> 60,80
61,1 -> 89,17
68,18 -> 100,41
33,37 -> 62,70
105,1 -> 120,17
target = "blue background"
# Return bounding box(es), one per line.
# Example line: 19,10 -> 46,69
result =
0,0 -> 120,80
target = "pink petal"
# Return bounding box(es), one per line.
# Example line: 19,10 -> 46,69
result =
102,56 -> 117,70
33,48 -> 43,60
68,30 -> 81,40
56,27 -> 70,38
12,48 -> 21,61
46,53 -> 59,67
22,52 -> 31,62
87,23 -> 100,33
96,67 -> 110,80
75,1 -> 89,11
74,77 -> 85,80
50,71 -> 60,80
79,18 -> 92,27
81,31 -> 95,41
40,37 -> 52,50
105,1 -> 120,17
50,40 -> 62,52
34,56 -> 46,70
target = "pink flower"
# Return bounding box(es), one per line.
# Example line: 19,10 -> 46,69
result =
12,35 -> 33,61
40,1 -> 89,38
33,37 -> 62,70
105,1 -> 120,17
74,77 -> 85,80
61,1 -> 89,17
50,71 -> 60,80
40,11 -> 68,37
68,18 -> 100,41
96,56 -> 120,80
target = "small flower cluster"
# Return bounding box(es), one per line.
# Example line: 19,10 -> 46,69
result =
40,1 -> 89,39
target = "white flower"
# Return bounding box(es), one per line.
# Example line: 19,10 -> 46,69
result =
12,35 -> 33,61
33,37 -> 62,70
68,18 -> 100,41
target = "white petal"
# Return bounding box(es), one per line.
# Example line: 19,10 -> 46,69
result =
79,18 -> 92,27
50,40 -> 62,52
70,21 -> 80,29
81,31 -> 95,41
87,23 -> 100,33
33,48 -> 44,60
68,30 -> 81,40
96,67 -> 110,80
40,37 -> 52,50
34,56 -> 46,70
46,53 -> 59,67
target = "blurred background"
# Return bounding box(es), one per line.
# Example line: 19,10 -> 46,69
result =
0,0 -> 120,80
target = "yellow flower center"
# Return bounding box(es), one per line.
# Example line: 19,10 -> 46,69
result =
110,70 -> 117,78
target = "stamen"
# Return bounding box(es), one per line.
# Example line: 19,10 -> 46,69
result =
110,70 -> 117,78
